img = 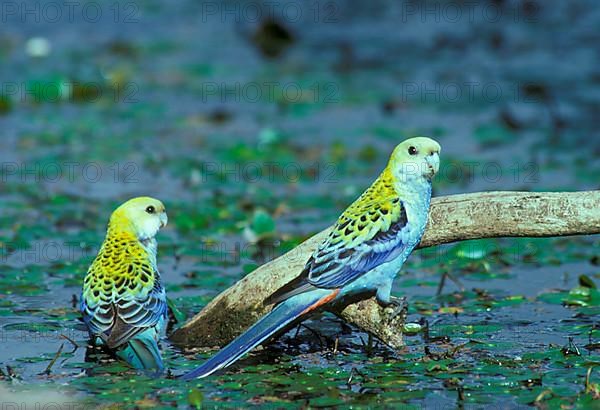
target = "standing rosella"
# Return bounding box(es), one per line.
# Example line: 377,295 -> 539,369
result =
181,137 -> 441,380
81,197 -> 168,372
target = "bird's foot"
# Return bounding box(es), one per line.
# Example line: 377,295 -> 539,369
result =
379,296 -> 408,321
436,272 -> 465,296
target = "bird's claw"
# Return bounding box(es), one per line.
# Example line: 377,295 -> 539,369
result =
381,296 -> 407,322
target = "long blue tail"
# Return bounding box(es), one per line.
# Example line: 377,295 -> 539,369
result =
180,291 -> 330,380
116,332 -> 164,373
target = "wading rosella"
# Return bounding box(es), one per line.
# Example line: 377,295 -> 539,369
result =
81,197 -> 168,372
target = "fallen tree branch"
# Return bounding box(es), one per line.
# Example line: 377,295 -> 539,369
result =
170,191 -> 600,349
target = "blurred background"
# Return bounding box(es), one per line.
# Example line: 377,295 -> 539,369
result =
0,0 -> 599,407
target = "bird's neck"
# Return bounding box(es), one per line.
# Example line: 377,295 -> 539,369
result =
398,176 -> 431,200
107,211 -> 136,236
380,166 -> 431,204
107,212 -> 157,249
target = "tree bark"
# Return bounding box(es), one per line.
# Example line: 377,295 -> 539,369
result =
170,191 -> 600,349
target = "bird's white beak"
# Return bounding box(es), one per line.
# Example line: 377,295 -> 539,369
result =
425,152 -> 440,177
159,213 -> 168,228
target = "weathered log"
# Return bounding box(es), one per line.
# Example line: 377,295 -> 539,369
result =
171,191 -> 600,349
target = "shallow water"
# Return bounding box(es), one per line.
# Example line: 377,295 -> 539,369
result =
0,0 -> 599,408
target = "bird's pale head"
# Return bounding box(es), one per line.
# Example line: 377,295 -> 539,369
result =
108,197 -> 168,240
388,137 -> 441,183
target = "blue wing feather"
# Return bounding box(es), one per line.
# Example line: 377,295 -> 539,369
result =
104,279 -> 167,348
307,204 -> 409,288
81,272 -> 167,349
265,200 -> 411,304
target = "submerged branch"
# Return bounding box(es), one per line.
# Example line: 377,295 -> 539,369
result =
171,191 -> 600,349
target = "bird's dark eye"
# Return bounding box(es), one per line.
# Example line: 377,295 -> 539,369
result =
408,146 -> 418,155
145,206 -> 155,214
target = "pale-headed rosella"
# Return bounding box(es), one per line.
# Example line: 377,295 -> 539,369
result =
81,197 -> 168,372
181,137 -> 441,379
